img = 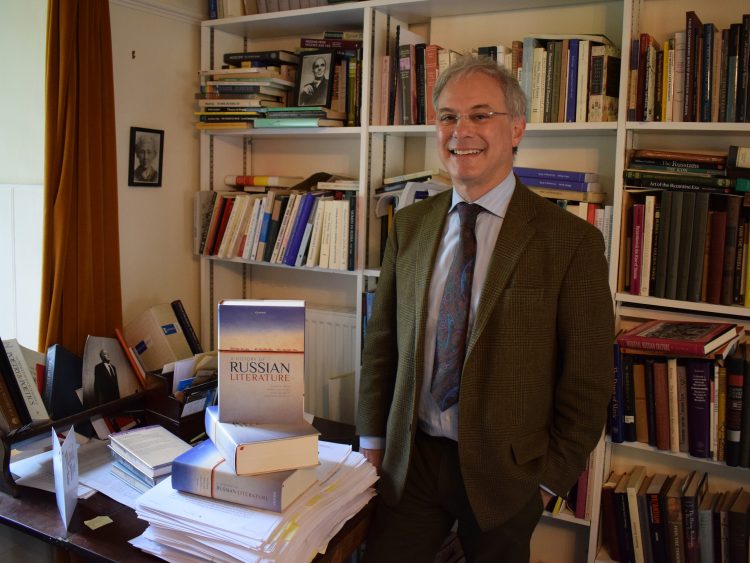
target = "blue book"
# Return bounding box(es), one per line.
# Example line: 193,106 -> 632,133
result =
517,175 -> 601,192
205,405 -> 319,475
171,438 -> 318,512
565,39 -> 579,122
255,191 -> 276,260
514,166 -> 599,183
283,193 -> 317,266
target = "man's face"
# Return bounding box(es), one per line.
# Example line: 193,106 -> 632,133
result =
312,58 -> 326,79
137,143 -> 156,167
436,72 -> 525,201
100,350 -> 110,363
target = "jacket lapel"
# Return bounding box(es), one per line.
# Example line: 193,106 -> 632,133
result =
467,182 -> 537,356
413,192 -> 452,384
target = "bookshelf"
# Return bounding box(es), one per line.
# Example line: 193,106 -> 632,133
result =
198,1 -> 749,561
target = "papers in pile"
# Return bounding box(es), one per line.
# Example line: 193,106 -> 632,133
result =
130,441 -> 378,562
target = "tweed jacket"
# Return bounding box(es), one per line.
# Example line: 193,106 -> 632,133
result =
357,179 -> 615,531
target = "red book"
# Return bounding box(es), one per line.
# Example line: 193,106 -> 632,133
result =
616,320 -> 739,357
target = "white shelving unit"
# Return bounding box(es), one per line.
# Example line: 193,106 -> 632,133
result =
198,1 -> 749,561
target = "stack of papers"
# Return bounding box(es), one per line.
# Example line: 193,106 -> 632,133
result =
130,441 -> 377,562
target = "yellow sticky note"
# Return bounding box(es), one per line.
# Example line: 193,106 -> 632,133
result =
84,515 -> 113,530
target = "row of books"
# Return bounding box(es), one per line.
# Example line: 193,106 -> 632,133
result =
630,11 -> 750,123
600,466 -> 750,563
0,300 -> 202,435
378,30 -> 621,126
623,146 -> 750,304
195,179 -> 357,271
610,320 -> 749,468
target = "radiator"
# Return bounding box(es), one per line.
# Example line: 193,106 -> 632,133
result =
304,306 -> 357,423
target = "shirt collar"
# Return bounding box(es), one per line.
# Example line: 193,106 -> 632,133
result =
449,171 -> 516,218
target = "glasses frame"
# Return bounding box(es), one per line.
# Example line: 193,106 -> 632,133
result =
437,110 -> 510,127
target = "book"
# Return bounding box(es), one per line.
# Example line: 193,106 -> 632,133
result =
601,471 -> 625,561
170,299 -> 203,355
728,489 -> 750,563
625,465 -> 648,562
616,320 -> 740,357
686,359 -> 712,458
528,187 -> 607,204
223,50 -> 299,67
224,175 -> 304,188
383,168 -> 450,186
108,425 -> 191,479
514,166 -> 599,183
665,473 -> 688,563
123,303 -> 194,373
204,405 -> 319,475
111,458 -> 167,493
217,299 -> 305,424
43,343 -> 85,420
253,118 -> 344,128
517,176 -> 602,193
1,339 -> 48,422
698,490 -> 719,563
171,438 -> 318,512
681,471 -> 708,562
646,472 -> 673,563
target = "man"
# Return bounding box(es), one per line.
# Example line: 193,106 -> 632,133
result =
93,349 -> 120,405
134,134 -> 159,183
299,56 -> 329,106
357,56 -> 614,562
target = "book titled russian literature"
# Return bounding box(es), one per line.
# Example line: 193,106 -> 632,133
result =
218,299 -> 305,424
616,320 -> 739,357
171,438 -> 318,512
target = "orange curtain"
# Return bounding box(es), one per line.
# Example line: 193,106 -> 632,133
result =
39,0 -> 122,355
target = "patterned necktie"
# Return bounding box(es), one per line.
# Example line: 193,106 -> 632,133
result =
431,202 -> 484,411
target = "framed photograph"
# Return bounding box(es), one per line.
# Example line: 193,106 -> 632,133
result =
295,50 -> 335,108
128,126 -> 164,187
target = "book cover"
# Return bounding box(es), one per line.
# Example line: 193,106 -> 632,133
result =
171,438 -> 318,512
223,50 -> 299,67
81,335 -> 143,409
109,425 -> 192,479
616,320 -> 739,356
1,339 -> 48,422
123,303 -> 194,373
204,405 -> 319,475
681,471 -> 708,562
43,343 -> 84,420
217,299 -> 305,424
686,359 -> 712,458
614,469 -> 635,563
698,490 -> 719,563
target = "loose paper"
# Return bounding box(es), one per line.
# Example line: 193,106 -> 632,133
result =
52,427 -> 78,529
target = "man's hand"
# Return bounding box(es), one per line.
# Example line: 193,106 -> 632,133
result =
301,83 -> 315,95
360,448 -> 384,475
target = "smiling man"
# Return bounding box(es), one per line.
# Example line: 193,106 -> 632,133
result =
357,56 -> 614,562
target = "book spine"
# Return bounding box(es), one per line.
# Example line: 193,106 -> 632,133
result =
616,336 -> 709,357
517,176 -> 600,192
170,300 -> 203,355
0,341 -> 32,425
610,344 -> 625,443
283,194 -> 315,266
686,360 -> 712,458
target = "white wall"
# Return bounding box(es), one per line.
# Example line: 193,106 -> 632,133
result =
110,0 -> 205,330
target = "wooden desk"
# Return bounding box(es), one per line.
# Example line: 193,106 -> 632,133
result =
0,417 -> 371,562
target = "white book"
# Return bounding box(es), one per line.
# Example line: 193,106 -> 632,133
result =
231,195 -> 260,258
306,198 -> 329,268
295,197 -> 321,267
318,200 -> 335,270
667,357 -> 680,453
241,197 -> 263,260
625,465 -> 647,563
218,195 -> 250,258
530,46 -> 546,124
639,194 -> 656,296
275,192 -> 303,264
576,40 -> 590,122
332,199 -> 350,270
2,339 -> 48,421
665,39 -> 675,122
109,425 -> 191,479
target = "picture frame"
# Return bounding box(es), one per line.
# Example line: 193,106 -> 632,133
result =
128,126 -> 164,187
294,50 -> 335,108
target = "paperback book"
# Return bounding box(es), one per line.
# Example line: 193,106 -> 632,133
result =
204,405 -> 319,475
171,438 -> 318,511
217,299 -> 305,424
109,425 -> 192,479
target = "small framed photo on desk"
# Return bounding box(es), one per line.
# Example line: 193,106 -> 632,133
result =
295,51 -> 334,108
128,126 -> 164,187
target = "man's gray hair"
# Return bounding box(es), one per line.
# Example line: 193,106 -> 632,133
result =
432,55 -> 526,119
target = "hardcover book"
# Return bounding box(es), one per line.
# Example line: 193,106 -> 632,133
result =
109,425 -> 192,479
616,320 -> 740,357
217,299 -> 305,424
171,438 -> 318,511
1,338 -> 48,422
204,405 -> 319,475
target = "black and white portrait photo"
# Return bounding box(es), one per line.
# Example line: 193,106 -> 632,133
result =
296,51 -> 334,107
82,335 -> 143,408
128,127 -> 164,187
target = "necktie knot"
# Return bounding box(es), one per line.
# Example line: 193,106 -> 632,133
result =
456,202 -> 484,232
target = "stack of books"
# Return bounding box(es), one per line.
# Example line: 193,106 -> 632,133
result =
195,50 -> 298,130
109,425 -> 192,493
253,106 -> 347,128
131,299 -> 378,561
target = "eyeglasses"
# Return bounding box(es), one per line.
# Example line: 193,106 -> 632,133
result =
437,111 -> 509,127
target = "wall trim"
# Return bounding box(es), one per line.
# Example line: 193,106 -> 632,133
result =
110,0 -> 204,25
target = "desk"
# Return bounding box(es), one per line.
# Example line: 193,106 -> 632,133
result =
0,417 -> 371,562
